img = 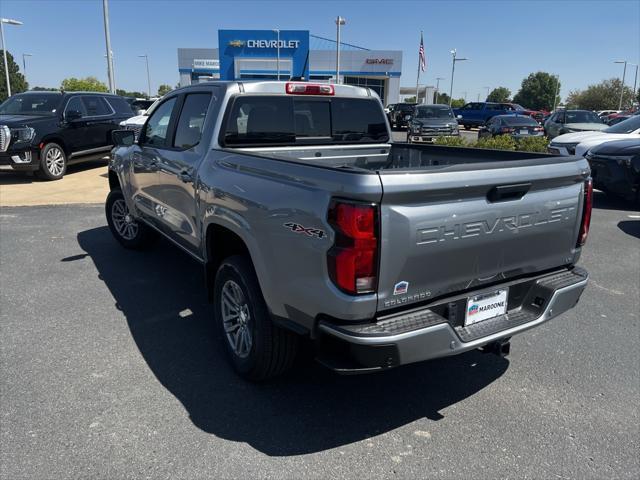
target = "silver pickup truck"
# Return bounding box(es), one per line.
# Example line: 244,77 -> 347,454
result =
106,81 -> 591,380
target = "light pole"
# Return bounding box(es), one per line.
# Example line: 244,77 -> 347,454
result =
273,29 -> 280,80
552,75 -> 560,111
448,49 -> 468,106
1,17 -> 23,98
483,86 -> 490,100
138,54 -> 151,98
22,53 -> 32,81
435,77 -> 445,103
102,0 -> 116,93
614,60 -> 628,110
630,63 -> 639,105
335,16 -> 346,84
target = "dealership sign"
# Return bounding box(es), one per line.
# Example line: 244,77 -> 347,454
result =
366,58 -> 394,65
193,59 -> 219,69
228,39 -> 300,49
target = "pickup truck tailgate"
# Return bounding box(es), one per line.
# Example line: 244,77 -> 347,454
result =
376,159 -> 589,312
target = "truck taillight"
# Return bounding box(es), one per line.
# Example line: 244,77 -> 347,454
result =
327,200 -> 378,295
577,178 -> 593,246
285,82 -> 335,95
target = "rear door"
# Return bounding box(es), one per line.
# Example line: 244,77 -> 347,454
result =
375,157 -> 587,312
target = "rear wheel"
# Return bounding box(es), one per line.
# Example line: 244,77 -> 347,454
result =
464,124 -> 471,130
37,143 -> 66,180
214,255 -> 298,381
105,189 -> 157,249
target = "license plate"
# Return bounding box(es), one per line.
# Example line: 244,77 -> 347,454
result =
465,289 -> 508,326
520,129 -> 529,135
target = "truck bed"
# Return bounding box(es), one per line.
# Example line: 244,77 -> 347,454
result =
236,143 -> 581,172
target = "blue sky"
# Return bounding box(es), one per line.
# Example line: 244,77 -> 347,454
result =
1,0 -> 639,101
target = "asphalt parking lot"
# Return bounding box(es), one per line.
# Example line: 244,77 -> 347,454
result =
1,188 -> 638,479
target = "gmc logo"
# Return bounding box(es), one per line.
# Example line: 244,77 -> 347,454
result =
365,58 -> 393,65
417,207 -> 576,245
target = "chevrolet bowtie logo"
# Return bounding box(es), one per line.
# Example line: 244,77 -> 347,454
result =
228,40 -> 245,47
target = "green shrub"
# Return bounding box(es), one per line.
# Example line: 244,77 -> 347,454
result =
473,135 -> 516,150
433,135 -> 467,147
516,136 -> 550,153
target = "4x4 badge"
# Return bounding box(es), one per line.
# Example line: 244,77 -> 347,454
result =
283,222 -> 325,239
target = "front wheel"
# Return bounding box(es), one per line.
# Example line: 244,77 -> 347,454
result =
37,143 -> 67,180
214,255 -> 298,381
105,189 -> 157,249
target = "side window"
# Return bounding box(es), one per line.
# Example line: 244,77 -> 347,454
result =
65,96 -> 87,117
82,96 -> 112,116
141,97 -> 177,147
556,112 -> 566,123
173,93 -> 212,149
107,96 -> 137,115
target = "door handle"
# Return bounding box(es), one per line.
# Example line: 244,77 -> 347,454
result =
178,170 -> 193,183
487,183 -> 531,203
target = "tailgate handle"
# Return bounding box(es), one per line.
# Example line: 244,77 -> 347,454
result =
487,183 -> 531,203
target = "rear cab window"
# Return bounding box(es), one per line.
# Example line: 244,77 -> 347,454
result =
222,95 -> 389,147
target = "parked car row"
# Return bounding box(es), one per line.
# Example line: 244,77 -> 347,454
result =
453,102 -> 545,129
0,90 -> 156,179
548,114 -> 640,203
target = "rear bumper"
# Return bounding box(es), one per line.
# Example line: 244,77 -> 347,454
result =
318,267 -> 588,373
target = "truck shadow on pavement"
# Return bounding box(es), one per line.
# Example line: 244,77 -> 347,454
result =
78,226 -> 508,457
593,191 -> 640,212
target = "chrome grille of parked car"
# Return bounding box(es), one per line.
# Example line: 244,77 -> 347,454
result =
421,126 -> 452,135
0,125 -> 10,152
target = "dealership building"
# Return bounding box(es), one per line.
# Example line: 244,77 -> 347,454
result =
177,29 -> 403,105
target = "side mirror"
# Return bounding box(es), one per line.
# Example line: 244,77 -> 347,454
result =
112,129 -> 136,147
65,110 -> 83,122
456,114 -> 463,120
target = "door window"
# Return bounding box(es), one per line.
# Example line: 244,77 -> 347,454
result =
140,97 -> 177,147
65,96 -> 87,118
173,93 -> 211,149
82,96 -> 113,116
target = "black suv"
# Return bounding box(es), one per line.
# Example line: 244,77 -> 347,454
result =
387,103 -> 417,130
0,91 -> 133,180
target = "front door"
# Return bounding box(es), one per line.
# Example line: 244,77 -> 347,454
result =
61,96 -> 92,154
130,96 -> 179,222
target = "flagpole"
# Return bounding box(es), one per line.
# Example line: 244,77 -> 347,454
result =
415,31 -> 422,103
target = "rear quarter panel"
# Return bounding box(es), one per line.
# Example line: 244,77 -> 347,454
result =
197,150 -> 383,331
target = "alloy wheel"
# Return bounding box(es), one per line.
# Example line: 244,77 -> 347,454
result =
221,280 -> 253,358
45,147 -> 65,176
111,199 -> 139,240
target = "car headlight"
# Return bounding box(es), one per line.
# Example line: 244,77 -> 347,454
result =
10,126 -> 35,144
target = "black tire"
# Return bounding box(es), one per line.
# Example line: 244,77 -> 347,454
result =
105,189 -> 157,249
36,142 -> 67,180
464,124 -> 471,130
214,255 -> 298,381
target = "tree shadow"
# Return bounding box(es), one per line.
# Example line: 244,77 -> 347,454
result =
617,220 -> 640,239
77,226 -> 508,456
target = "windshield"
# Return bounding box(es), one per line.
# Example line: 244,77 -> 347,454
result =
566,111 -> 602,124
0,93 -> 62,115
510,104 -> 526,110
144,99 -> 161,116
604,115 -> 640,133
415,106 -> 454,119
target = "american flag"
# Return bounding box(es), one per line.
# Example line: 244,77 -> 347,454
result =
419,33 -> 426,72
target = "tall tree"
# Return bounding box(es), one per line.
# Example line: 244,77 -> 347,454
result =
513,72 -> 560,110
450,98 -> 466,108
564,78 -> 634,110
60,76 -> 108,92
487,87 -> 511,103
116,88 -> 147,98
157,84 -> 172,96
0,50 -> 29,101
